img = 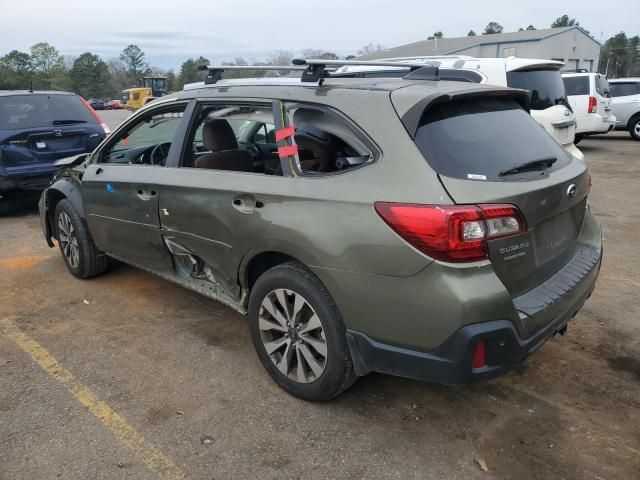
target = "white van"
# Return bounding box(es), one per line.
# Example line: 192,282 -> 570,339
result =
334,56 -> 583,160
562,72 -> 616,143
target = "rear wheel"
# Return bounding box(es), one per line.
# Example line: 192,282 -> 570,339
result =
248,262 -> 356,401
629,115 -> 640,140
54,199 -> 109,279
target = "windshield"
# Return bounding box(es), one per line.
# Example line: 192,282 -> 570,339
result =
0,94 -> 96,130
507,69 -> 568,110
110,111 -> 184,155
414,97 -> 570,181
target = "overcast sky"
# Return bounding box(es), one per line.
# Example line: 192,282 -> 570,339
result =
1,0 -> 638,69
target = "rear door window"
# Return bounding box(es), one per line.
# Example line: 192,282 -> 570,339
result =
563,76 -> 589,96
506,69 -> 568,110
0,94 -> 96,130
413,97 -> 570,181
610,82 -> 640,97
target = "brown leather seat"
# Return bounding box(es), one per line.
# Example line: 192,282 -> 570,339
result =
194,119 -> 254,172
294,123 -> 336,173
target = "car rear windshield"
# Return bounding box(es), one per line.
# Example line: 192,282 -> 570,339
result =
507,69 -> 568,110
414,97 -> 570,181
563,76 -> 589,96
0,94 -> 96,130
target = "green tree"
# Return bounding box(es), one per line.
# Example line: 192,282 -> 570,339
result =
526,25 -> 536,31
30,42 -> 63,77
467,30 -> 477,36
70,52 -> 111,99
428,31 -> 444,40
119,44 -> 148,84
165,69 -> 176,92
0,50 -> 33,88
29,42 -> 65,89
599,32 -> 640,78
483,22 -> 504,35
551,15 -> 576,28
176,56 -> 210,89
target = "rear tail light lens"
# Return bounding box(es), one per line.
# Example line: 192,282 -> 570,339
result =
374,203 -> 526,263
79,96 -> 111,136
588,96 -> 597,114
472,340 -> 487,369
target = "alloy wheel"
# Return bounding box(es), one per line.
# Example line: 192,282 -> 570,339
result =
634,121 -> 640,137
58,212 -> 80,269
258,289 -> 328,383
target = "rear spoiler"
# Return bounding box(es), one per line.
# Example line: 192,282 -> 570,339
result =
400,87 -> 532,139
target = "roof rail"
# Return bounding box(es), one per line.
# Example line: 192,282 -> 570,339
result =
197,59 -> 440,86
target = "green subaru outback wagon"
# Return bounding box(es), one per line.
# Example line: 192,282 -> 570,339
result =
39,60 -> 602,401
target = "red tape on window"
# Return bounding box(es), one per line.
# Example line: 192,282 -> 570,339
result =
275,126 -> 295,142
278,145 -> 298,158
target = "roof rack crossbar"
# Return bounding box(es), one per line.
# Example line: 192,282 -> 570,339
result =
195,59 -> 443,86
198,64 -> 307,84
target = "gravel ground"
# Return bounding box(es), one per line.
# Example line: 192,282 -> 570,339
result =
1,132 -> 639,479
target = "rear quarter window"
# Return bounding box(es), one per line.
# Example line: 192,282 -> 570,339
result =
0,94 -> 96,130
595,76 -> 610,97
563,76 -> 589,96
506,69 -> 568,110
414,97 -> 571,182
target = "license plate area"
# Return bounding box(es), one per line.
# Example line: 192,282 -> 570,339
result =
534,203 -> 584,263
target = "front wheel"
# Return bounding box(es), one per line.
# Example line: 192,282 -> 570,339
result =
54,199 -> 109,279
629,116 -> 640,140
248,262 -> 356,401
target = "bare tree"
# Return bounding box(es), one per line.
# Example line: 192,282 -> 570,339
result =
357,43 -> 386,56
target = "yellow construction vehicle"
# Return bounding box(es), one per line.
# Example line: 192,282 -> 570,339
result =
121,77 -> 168,110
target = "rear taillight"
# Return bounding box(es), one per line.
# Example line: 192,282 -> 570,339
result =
79,96 -> 111,136
588,96 -> 597,114
472,340 -> 487,369
374,203 -> 526,263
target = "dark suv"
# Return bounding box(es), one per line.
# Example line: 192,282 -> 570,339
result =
39,60 -> 602,401
1,91 -> 109,212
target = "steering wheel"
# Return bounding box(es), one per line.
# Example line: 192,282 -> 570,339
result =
150,142 -> 172,166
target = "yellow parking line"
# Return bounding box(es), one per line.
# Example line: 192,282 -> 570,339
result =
0,317 -> 184,480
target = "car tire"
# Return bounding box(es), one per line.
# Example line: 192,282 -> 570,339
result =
54,199 -> 109,279
248,262 -> 356,401
629,115 -> 640,141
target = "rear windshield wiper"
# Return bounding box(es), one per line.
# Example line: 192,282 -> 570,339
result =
52,119 -> 88,125
499,157 -> 557,177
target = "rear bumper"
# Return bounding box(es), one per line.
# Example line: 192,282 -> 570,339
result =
0,173 -> 54,194
347,245 -> 602,385
576,113 -> 617,135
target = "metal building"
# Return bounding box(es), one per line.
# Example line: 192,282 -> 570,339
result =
360,26 -> 601,72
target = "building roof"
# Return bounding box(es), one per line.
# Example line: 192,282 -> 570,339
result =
359,26 -> 600,60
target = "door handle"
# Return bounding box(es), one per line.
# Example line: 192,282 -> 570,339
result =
136,188 -> 156,201
95,167 -> 103,175
232,194 -> 262,213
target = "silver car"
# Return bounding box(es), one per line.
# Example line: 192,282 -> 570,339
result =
608,78 -> 640,140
